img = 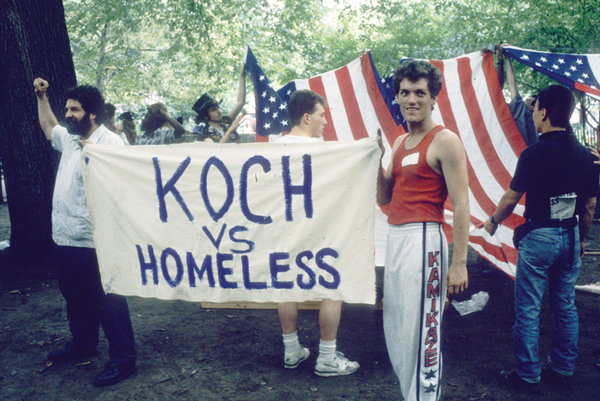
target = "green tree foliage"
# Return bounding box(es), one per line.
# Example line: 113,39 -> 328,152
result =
64,0 -> 599,118
64,0 -> 335,118
338,0 -> 599,78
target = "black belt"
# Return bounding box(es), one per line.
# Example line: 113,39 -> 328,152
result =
513,216 -> 578,270
513,217 -> 577,249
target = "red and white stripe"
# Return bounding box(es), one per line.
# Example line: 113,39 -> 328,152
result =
256,51 -> 524,278
429,52 -> 526,278
575,53 -> 600,99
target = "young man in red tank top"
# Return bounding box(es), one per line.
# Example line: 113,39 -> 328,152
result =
376,60 -> 470,401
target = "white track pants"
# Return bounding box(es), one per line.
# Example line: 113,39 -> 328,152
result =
383,223 -> 448,401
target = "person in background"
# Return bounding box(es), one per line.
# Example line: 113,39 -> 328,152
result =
102,103 -> 132,146
135,102 -> 193,145
484,85 -> 598,393
118,111 -> 137,145
192,65 -> 246,143
102,103 -> 119,134
495,44 -> 538,146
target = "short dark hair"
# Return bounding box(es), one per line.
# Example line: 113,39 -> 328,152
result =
288,90 -> 327,128
104,103 -> 116,119
65,85 -> 105,122
393,60 -> 443,97
535,85 -> 575,129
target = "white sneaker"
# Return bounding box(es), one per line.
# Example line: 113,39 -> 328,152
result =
284,347 -> 310,369
314,351 -> 360,377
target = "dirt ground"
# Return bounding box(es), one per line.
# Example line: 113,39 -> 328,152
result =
1,202 -> 599,401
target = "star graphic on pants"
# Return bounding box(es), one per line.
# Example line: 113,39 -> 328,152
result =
424,369 -> 437,380
424,383 -> 437,393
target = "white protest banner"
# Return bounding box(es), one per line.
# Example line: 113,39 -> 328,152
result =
81,138 -> 380,304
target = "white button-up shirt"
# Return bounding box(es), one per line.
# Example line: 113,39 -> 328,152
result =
51,124 -> 124,248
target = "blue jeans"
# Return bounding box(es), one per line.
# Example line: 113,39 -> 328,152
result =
513,227 -> 580,382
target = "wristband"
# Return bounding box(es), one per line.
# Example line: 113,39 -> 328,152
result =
490,215 -> 499,225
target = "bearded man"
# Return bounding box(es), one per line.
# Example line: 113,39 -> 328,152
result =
34,78 -> 137,387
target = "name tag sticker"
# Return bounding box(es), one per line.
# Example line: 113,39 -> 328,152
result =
401,153 -> 419,167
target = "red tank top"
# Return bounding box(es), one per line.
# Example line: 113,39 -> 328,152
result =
388,125 -> 448,226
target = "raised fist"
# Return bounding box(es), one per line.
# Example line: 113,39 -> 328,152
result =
33,78 -> 49,98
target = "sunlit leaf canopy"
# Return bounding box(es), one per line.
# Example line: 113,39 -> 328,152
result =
65,0 -> 600,123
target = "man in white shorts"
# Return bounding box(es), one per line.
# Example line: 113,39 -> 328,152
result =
276,89 -> 359,377
376,60 -> 470,400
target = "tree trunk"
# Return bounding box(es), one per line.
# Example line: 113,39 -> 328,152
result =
0,0 -> 76,273
95,22 -> 110,94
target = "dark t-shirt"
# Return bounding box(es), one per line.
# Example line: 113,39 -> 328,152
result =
510,130 -> 599,220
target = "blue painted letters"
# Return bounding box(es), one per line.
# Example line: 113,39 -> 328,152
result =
270,252 -> 294,289
282,155 -> 313,221
240,156 -> 273,224
202,224 -> 227,250
229,225 -> 255,254
137,244 -> 158,285
200,157 -> 234,222
217,253 -> 238,289
187,253 -> 215,288
153,156 -> 194,223
316,248 -> 341,289
242,255 -> 267,289
160,247 -> 184,288
138,245 -> 340,291
296,251 -> 317,289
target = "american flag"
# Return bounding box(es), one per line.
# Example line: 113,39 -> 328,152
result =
244,47 -> 291,136
503,46 -> 600,101
246,48 -> 526,278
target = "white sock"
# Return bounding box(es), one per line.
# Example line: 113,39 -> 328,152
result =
283,332 -> 302,354
318,339 -> 336,360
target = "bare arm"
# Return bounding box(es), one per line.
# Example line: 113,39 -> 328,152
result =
219,114 -> 244,143
436,131 -> 470,295
495,45 -> 506,89
227,64 -> 247,121
33,78 -> 59,140
579,196 -> 597,256
483,188 -> 523,236
504,55 -> 519,99
155,108 -> 192,140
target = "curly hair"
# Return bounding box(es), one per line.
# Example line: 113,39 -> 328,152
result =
194,106 -> 213,124
392,60 -> 443,97
64,85 -> 105,121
